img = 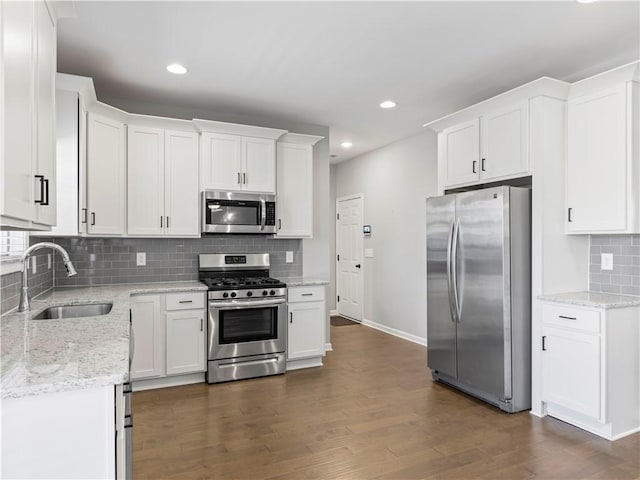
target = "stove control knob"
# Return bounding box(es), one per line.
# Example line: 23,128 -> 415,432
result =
270,290 -> 276,296
262,290 -> 268,296
222,292 -> 229,298
247,291 -> 253,297
230,292 -> 236,298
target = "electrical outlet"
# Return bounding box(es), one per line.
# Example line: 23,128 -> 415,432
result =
601,253 -> 614,271
136,252 -> 146,266
285,251 -> 294,264
31,256 -> 37,274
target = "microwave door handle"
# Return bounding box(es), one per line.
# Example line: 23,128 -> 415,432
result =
260,199 -> 266,231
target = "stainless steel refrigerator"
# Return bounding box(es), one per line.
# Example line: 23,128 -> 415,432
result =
426,186 -> 531,413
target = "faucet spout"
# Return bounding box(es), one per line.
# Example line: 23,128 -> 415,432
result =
18,242 -> 77,313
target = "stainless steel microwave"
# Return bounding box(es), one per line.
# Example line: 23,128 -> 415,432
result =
201,191 -> 276,234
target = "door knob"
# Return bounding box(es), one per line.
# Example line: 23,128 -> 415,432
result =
355,264 -> 361,269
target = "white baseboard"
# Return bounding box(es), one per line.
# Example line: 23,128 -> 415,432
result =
325,342 -> 333,352
286,357 -> 323,371
132,372 -> 205,391
329,309 -> 338,316
361,318 -> 427,347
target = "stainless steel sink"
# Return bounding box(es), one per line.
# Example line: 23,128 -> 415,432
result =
32,303 -> 113,320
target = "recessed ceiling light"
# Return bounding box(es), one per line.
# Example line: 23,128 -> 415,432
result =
341,141 -> 353,148
166,63 -> 188,74
380,100 -> 397,109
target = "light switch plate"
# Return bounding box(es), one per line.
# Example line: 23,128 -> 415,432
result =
285,251 -> 294,263
601,253 -> 614,271
364,248 -> 374,258
136,252 -> 146,266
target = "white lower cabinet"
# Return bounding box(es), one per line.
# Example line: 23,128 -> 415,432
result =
287,285 -> 326,370
541,302 -> 640,440
1,385 -> 118,479
130,291 -> 206,387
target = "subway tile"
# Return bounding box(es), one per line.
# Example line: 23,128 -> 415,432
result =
610,275 -> 632,286
621,286 -> 640,296
609,236 -> 633,246
589,283 -> 602,292
590,236 -> 611,246
601,284 -> 621,294
600,246 -> 621,255
620,245 -> 640,256
590,273 -> 611,284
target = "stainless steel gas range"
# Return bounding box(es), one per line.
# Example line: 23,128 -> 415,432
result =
199,253 -> 287,384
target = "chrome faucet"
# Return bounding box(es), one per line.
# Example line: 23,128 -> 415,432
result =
18,242 -> 77,312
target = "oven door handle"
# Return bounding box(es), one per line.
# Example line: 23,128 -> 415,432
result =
209,298 -> 286,308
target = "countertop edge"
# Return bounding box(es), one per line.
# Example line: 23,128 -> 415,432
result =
538,291 -> 640,309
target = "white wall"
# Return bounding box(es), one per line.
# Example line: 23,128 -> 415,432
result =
334,130 -> 438,343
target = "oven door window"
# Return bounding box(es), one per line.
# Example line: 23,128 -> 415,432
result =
219,306 -> 278,344
207,200 -> 260,226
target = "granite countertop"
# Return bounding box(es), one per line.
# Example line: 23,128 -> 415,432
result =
538,291 -> 640,309
280,277 -> 329,287
0,281 -> 207,399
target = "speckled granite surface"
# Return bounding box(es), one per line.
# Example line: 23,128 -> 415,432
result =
538,291 -> 640,309
0,282 -> 207,399
280,277 -> 329,287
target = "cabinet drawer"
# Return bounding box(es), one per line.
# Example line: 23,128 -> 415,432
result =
288,286 -> 325,303
542,304 -> 600,333
165,292 -> 205,311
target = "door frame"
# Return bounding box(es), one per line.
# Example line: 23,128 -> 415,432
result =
335,193 -> 364,322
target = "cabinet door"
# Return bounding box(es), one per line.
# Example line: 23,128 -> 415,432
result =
33,1 -> 56,227
0,0 -> 36,224
243,136 -> 276,193
542,325 -> 601,421
200,132 -> 242,191
288,301 -> 325,360
166,310 -> 205,375
480,102 -> 529,180
276,142 -> 313,237
567,85 -> 628,233
164,130 -> 199,236
442,119 -> 480,187
87,113 -> 126,235
127,126 -> 165,236
130,295 -> 164,380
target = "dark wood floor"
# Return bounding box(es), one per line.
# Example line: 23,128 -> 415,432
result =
133,323 -> 640,479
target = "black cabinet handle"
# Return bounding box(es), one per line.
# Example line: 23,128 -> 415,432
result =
34,175 -> 45,204
568,208 -> 573,223
41,178 -> 49,205
200,318 -> 203,331
558,315 -> 577,320
91,212 -> 96,226
355,264 -> 361,269
243,172 -> 247,185
481,158 -> 486,172
82,208 -> 87,224
166,216 -> 169,228
179,300 -> 193,304
160,216 -> 163,228
237,172 -> 241,185
542,336 -> 547,351
472,160 -> 477,174
278,219 -> 282,230
290,312 -> 293,324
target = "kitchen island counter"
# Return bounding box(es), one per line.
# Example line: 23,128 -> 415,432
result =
0,282 -> 207,399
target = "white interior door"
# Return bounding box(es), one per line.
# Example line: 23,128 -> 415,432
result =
336,195 -> 363,321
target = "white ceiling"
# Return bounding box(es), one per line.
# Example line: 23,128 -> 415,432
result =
56,1 -> 640,163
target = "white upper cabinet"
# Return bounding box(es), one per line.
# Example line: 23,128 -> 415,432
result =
442,119 -> 480,186
440,102 -> 529,188
195,119 -> 286,194
566,62 -> 639,234
87,112 -> 126,235
0,0 -> 57,230
128,126 -> 165,235
480,102 -> 529,180
164,130 -> 200,236
276,133 -> 323,238
200,132 -> 276,193
128,125 -> 199,237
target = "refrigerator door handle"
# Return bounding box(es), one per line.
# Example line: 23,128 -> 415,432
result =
451,218 -> 462,321
446,220 -> 457,323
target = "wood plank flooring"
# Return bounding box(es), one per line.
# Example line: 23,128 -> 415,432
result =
133,323 -> 640,479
